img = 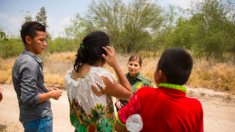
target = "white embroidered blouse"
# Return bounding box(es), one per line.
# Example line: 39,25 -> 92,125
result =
64,66 -> 117,132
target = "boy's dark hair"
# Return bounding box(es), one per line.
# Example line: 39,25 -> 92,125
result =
21,21 -> 46,45
157,47 -> 193,85
129,55 -> 142,66
74,31 -> 109,72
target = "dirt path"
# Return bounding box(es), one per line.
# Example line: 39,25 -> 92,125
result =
0,84 -> 235,132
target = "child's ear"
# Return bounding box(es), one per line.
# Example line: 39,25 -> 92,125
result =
156,70 -> 167,84
25,36 -> 31,45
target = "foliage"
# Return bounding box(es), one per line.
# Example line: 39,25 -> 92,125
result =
63,14 -> 86,50
1,0 -> 235,60
0,31 -> 8,58
24,11 -> 33,22
0,31 -> 23,59
35,7 -> 48,27
0,38 -> 23,59
158,0 -> 235,59
35,7 -> 52,42
20,10 -> 33,23
81,0 -> 165,54
46,37 -> 78,53
153,5 -> 179,51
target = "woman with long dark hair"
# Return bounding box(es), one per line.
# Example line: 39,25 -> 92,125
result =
64,31 -> 133,132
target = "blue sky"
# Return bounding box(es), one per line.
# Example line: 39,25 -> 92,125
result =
0,0 -> 197,38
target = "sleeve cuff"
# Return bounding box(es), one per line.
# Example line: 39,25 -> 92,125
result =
30,94 -> 39,107
116,111 -> 126,126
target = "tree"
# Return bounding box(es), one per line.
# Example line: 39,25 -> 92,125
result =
24,13 -> 33,22
81,0 -> 165,54
190,0 -> 235,58
64,14 -> 86,49
35,7 -> 52,43
160,0 -> 235,59
0,30 -> 23,59
0,31 -> 9,59
20,10 -> 33,23
35,7 -> 48,27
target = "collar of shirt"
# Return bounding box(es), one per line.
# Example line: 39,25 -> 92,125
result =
23,50 -> 42,64
157,83 -> 187,93
127,72 -> 142,81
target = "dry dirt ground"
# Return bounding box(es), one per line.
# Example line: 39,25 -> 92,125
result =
0,84 -> 235,132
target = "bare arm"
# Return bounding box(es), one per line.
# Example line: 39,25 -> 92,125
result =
100,76 -> 132,100
37,92 -> 53,104
115,121 -> 128,132
112,62 -> 132,94
36,89 -> 62,104
100,46 -> 133,100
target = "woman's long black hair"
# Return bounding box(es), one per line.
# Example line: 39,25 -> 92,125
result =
74,31 -> 109,72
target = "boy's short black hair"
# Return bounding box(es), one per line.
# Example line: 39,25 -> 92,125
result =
21,21 -> 46,45
157,47 -> 193,85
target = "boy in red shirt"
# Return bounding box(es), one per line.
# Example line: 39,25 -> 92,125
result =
115,47 -> 203,132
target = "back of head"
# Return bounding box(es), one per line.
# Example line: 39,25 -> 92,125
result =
21,21 -> 46,45
74,31 -> 109,72
157,47 -> 193,85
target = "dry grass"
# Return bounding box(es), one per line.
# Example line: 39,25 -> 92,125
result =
186,58 -> 235,93
0,58 -> 15,84
0,51 -> 235,94
43,52 -> 76,87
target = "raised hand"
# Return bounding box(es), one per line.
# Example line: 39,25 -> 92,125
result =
102,46 -> 118,68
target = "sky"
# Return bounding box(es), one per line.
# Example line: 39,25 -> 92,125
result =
0,0 -> 203,38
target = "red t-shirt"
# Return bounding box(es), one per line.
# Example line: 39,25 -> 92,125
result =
117,86 -> 203,132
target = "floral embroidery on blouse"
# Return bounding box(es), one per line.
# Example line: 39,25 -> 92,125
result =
69,97 -> 115,132
65,67 -> 116,132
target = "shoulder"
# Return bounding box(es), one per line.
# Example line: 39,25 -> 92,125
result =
138,74 -> 149,81
64,67 -> 74,85
90,67 -> 111,74
136,87 -> 156,96
89,67 -> 115,79
87,67 -> 116,88
188,97 -> 202,106
186,97 -> 203,111
14,54 -> 39,72
138,74 -> 151,84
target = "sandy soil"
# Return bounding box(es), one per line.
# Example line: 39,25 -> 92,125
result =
0,84 -> 235,132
